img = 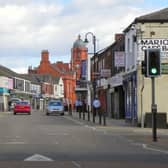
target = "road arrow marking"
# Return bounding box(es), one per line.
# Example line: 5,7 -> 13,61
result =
24,154 -> 54,161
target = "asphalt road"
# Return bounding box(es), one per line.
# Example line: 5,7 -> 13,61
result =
0,110 -> 167,167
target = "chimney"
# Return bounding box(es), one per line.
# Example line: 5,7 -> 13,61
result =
41,50 -> 49,62
115,34 -> 124,42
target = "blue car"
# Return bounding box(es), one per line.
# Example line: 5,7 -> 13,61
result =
46,100 -> 64,116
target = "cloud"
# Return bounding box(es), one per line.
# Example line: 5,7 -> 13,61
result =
0,1 -> 145,49
0,0 -> 158,73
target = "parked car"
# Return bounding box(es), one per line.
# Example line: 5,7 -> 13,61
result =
46,100 -> 64,116
8,98 -> 21,111
13,101 -> 31,115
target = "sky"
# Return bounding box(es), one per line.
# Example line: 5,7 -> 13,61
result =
0,0 -> 168,73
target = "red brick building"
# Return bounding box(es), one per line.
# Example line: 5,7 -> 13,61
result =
71,35 -> 87,79
28,35 -> 88,108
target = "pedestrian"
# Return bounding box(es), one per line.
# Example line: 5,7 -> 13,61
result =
92,97 -> 101,116
82,98 -> 87,112
79,99 -> 83,112
75,98 -> 80,112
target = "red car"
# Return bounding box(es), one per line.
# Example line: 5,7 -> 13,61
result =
13,101 -> 31,115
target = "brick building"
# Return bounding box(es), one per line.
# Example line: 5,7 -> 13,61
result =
28,35 -> 88,108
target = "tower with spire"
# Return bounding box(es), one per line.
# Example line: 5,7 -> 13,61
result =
71,35 -> 88,79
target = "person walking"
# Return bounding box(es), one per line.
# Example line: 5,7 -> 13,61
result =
75,98 -> 80,112
93,96 -> 101,124
92,97 -> 101,115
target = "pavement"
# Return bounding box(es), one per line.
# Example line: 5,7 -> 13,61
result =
67,110 -> 168,153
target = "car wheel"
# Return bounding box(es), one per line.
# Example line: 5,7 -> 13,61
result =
14,113 -> 16,115
46,113 -> 49,116
61,113 -> 64,116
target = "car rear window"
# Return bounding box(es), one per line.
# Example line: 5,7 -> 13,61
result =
49,101 -> 62,106
16,101 -> 29,105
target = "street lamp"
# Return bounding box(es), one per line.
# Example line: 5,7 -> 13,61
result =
84,32 -> 96,123
75,63 -> 82,118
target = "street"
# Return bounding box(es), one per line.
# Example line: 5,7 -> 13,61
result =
0,110 -> 167,167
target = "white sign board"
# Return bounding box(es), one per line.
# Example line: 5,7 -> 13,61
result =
100,69 -> 111,78
139,39 -> 168,58
0,76 -> 13,89
108,75 -> 123,87
114,51 -> 125,67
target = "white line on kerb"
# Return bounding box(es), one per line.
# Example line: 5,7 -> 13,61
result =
142,144 -> 168,154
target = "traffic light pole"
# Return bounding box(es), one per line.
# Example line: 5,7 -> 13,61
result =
142,49 -> 160,142
151,77 -> 157,142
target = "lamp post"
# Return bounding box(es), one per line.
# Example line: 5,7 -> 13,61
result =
84,32 -> 96,123
75,64 -> 82,118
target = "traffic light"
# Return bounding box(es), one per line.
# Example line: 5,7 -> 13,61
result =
147,49 -> 161,77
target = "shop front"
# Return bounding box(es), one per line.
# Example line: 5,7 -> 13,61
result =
108,74 -> 125,119
123,71 -> 137,125
0,88 -> 10,111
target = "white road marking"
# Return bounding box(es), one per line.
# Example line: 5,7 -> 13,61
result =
72,161 -> 81,168
132,142 -> 144,146
142,144 -> 168,154
4,142 -> 26,144
64,116 -> 84,125
48,133 -> 69,136
84,125 -> 96,130
24,154 -> 54,161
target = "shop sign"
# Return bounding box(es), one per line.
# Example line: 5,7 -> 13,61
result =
100,78 -> 108,87
100,69 -> 111,78
161,63 -> 168,74
114,51 -> 125,67
0,87 -> 9,93
108,75 -> 123,87
139,38 -> 168,73
0,76 -> 13,89
139,38 -> 168,58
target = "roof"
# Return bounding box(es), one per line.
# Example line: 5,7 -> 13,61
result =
28,74 -> 61,84
135,8 -> 168,23
124,8 -> 168,33
73,35 -> 86,48
0,64 -> 18,78
0,64 -> 61,85
52,62 -> 70,73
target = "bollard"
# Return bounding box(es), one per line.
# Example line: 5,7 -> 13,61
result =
88,105 -> 90,121
103,111 -> 106,126
83,105 -> 85,120
93,108 -> 95,123
69,104 -> 72,116
99,111 -> 102,125
79,106 -> 81,119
